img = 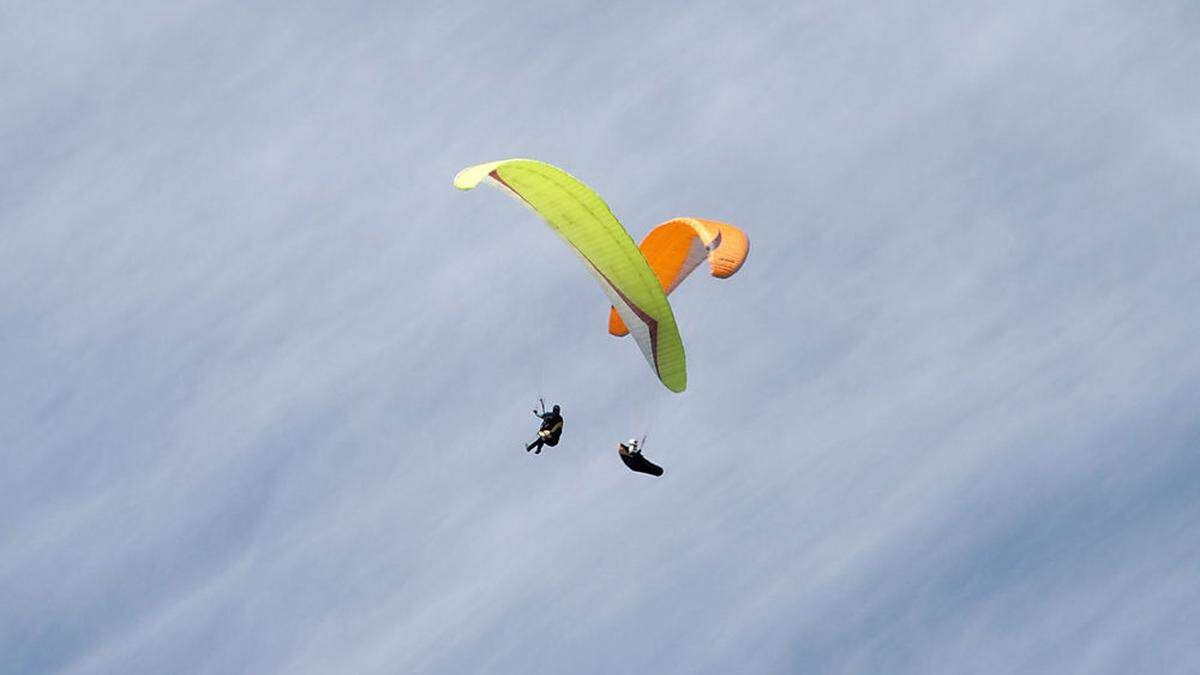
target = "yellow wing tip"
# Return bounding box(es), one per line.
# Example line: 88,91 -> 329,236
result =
453,163 -> 497,190
454,158 -> 541,190
662,370 -> 687,393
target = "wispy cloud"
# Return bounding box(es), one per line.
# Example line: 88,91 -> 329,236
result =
3,2 -> 1197,673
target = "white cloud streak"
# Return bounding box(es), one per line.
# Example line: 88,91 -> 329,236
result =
3,1 -> 1198,673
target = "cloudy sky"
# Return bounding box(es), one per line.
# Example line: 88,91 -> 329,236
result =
4,2 -> 1199,673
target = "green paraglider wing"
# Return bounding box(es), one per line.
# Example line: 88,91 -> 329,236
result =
455,159 -> 686,392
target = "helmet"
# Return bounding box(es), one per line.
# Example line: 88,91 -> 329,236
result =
627,438 -> 638,447
552,404 -> 560,413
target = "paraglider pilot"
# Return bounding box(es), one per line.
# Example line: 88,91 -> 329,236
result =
618,438 -> 664,476
526,403 -> 563,454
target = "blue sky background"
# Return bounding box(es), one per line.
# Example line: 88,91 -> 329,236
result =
3,2 -> 1199,673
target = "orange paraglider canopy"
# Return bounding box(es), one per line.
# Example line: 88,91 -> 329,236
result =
609,218 -> 749,336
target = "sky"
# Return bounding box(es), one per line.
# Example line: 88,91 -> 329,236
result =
3,2 -> 1199,673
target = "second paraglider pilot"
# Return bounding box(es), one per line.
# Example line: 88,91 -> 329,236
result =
526,402 -> 563,454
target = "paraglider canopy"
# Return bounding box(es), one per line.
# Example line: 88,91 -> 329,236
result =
455,158 -> 687,393
609,217 -> 749,337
